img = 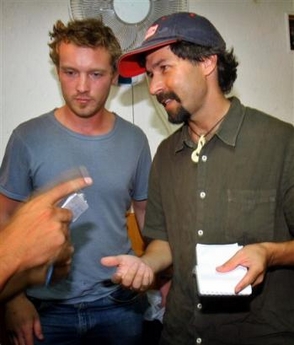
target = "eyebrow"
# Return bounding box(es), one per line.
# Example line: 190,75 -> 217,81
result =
59,65 -> 107,73
146,57 -> 167,74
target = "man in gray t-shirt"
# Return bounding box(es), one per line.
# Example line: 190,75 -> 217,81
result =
0,18 -> 151,345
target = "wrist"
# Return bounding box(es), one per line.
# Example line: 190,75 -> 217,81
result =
259,241 -> 291,267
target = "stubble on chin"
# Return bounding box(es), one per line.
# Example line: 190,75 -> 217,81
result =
67,101 -> 97,119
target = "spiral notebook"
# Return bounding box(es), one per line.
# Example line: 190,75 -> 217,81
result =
195,243 -> 252,296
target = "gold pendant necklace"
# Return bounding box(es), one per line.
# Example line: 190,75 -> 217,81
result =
190,114 -> 227,163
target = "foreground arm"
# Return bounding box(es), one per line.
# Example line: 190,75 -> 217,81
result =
0,175 -> 92,293
2,176 -> 92,345
101,239 -> 173,291
3,236 -> 74,344
217,241 -> 294,294
0,243 -> 73,302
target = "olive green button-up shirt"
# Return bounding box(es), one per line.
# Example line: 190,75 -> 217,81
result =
144,97 -> 294,345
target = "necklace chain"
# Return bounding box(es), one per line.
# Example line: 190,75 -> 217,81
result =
190,114 -> 227,164
189,113 -> 227,139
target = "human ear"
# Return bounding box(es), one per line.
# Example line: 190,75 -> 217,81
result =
111,71 -> 119,85
202,55 -> 218,77
55,67 -> 61,81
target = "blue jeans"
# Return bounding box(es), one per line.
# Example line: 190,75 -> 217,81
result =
30,287 -> 148,345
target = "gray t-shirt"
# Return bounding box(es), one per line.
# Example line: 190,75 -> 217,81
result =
0,111 -> 151,303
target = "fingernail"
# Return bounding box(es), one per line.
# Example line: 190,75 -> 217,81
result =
84,177 -> 93,185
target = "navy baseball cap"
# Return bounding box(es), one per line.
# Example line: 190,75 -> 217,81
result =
118,12 -> 226,78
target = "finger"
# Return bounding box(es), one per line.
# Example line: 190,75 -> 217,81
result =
100,256 -> 120,267
36,176 -> 93,206
216,255 -> 240,273
33,317 -> 44,341
132,263 -> 149,290
55,243 -> 74,262
8,333 -> 19,345
21,327 -> 35,345
111,263 -> 131,285
9,330 -> 25,345
235,280 -> 249,294
111,272 -> 123,284
14,336 -> 21,345
121,262 -> 140,288
51,207 -> 74,225
141,268 -> 153,290
234,272 -> 253,294
19,336 -> 26,345
15,332 -> 27,345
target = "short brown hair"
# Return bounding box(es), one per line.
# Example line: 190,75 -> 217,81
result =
48,18 -> 122,73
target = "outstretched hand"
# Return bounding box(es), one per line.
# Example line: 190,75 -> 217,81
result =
101,255 -> 155,291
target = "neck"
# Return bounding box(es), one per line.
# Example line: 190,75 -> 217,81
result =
55,107 -> 115,136
189,97 -> 231,142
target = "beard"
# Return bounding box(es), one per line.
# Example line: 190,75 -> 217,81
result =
167,106 -> 191,124
156,91 -> 191,124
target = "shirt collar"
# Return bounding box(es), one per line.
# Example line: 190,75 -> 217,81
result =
174,97 -> 245,153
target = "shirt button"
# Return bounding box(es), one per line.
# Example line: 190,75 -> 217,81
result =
202,155 -> 207,162
197,230 -> 204,236
196,338 -> 202,344
197,303 -> 202,310
200,191 -> 206,199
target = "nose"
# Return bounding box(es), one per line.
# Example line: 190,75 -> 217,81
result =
76,74 -> 89,93
148,75 -> 164,96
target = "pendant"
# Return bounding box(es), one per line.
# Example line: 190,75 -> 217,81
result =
191,135 -> 206,163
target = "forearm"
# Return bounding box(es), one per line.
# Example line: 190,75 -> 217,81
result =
0,196 -> 23,288
0,265 -> 48,302
0,271 -> 30,302
0,236 -> 23,291
132,200 -> 147,231
140,239 -> 173,274
261,240 -> 294,267
5,291 -> 30,312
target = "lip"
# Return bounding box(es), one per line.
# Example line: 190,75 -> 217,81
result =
75,97 -> 91,104
161,98 -> 174,109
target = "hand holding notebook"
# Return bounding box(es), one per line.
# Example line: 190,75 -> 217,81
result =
195,243 -> 252,296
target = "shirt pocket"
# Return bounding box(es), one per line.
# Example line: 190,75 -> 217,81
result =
225,189 -> 276,244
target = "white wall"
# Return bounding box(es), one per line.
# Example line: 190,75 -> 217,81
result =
1,0 -> 294,161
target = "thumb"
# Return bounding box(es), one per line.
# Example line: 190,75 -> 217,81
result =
101,256 -> 121,267
216,257 -> 238,273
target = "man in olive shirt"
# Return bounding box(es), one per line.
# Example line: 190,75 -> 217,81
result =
101,12 -> 294,345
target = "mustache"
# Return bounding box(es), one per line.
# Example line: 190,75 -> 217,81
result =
156,92 -> 181,105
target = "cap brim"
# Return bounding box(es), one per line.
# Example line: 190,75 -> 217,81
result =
118,39 -> 177,78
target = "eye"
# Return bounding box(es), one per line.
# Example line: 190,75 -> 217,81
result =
146,71 -> 153,79
160,64 -> 168,73
62,69 -> 77,77
90,71 -> 103,79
